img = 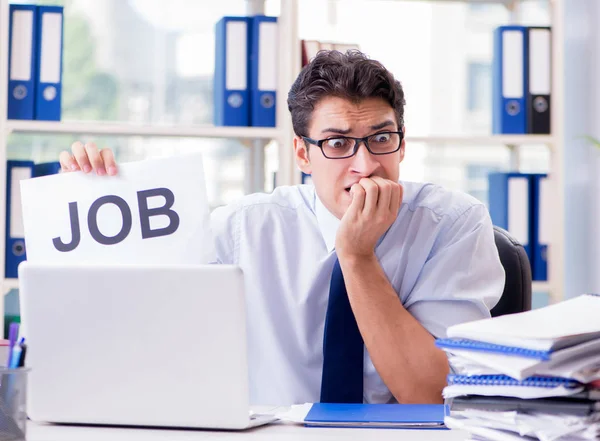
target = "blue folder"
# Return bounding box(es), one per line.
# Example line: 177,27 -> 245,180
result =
214,16 -> 250,127
34,6 -> 64,121
34,161 -> 61,177
249,15 -> 278,127
303,403 -> 448,429
8,4 -> 38,120
492,25 -> 528,134
488,172 -> 534,264
531,173 -> 548,281
5,160 -> 35,278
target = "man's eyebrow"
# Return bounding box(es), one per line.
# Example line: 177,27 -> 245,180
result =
320,127 -> 352,135
320,120 -> 396,135
370,120 -> 396,131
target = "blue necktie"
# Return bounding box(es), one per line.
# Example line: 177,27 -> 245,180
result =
320,257 -> 364,403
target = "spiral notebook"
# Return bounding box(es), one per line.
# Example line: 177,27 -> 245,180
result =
447,375 -> 582,389
443,374 -> 585,400
440,338 -> 600,382
436,338 -> 553,360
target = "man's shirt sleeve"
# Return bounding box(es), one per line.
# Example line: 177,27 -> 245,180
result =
403,203 -> 505,339
209,203 -> 238,265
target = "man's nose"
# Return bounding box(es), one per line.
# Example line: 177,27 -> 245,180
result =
349,142 -> 380,176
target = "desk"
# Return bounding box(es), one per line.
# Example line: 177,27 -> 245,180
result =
27,421 -> 469,441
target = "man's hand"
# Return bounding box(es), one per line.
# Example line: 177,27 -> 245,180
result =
59,142 -> 118,176
335,177 -> 403,259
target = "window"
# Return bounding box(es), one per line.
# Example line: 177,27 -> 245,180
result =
8,0 -> 259,208
8,133 -> 247,210
467,62 -> 491,113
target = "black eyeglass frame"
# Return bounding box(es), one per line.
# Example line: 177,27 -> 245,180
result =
301,130 -> 405,159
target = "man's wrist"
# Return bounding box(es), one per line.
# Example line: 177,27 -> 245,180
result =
337,250 -> 378,268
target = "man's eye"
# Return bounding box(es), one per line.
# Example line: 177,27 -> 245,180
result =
372,133 -> 391,143
325,138 -> 349,149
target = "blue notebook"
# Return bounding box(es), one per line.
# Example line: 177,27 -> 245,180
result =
303,403 -> 448,429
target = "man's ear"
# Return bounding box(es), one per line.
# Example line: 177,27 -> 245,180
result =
293,136 -> 312,174
399,126 -> 406,163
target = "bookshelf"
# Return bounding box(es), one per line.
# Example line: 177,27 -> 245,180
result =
287,0 -> 562,305
0,0 -> 564,333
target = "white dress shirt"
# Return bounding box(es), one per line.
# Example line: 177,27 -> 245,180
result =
210,180 -> 504,406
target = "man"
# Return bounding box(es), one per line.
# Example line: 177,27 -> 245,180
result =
59,50 -> 504,406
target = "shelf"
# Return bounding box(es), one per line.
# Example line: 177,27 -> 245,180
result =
5,121 -> 553,146
5,120 -> 283,140
406,135 -> 554,146
532,281 -> 550,292
5,121 -> 554,147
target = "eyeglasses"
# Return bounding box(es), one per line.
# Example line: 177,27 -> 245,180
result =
302,130 -> 404,159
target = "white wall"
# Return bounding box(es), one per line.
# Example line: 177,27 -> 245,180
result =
563,0 -> 600,297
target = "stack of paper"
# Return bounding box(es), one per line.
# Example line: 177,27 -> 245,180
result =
437,294 -> 600,441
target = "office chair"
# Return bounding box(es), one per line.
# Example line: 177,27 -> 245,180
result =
490,226 -> 533,317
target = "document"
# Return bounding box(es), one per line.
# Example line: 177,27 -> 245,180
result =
446,294 -> 600,351
20,153 -> 216,265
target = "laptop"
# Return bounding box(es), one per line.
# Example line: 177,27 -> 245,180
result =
19,262 -> 278,430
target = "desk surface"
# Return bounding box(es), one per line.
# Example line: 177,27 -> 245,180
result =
28,421 -> 469,441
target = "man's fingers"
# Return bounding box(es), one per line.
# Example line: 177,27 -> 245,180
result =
348,183 -> 366,216
84,143 -> 106,175
371,177 -> 392,211
71,141 -> 92,173
360,178 -> 379,214
59,150 -> 79,172
100,148 -> 118,176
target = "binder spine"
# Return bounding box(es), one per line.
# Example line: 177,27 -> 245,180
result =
5,160 -> 34,278
487,172 -> 534,264
532,173 -> 549,281
492,27 -> 503,134
8,4 -> 37,120
214,17 -> 227,126
34,161 -> 61,177
34,6 -> 64,121
447,374 -> 581,389
214,17 -> 250,127
249,15 -> 278,127
435,338 -> 551,360
527,26 -> 551,134
492,26 -> 528,134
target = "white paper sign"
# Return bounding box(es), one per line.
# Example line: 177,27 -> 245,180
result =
20,153 -> 216,265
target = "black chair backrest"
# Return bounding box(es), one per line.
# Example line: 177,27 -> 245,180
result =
490,226 -> 532,317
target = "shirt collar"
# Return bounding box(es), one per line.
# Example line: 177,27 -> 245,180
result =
314,192 -> 340,253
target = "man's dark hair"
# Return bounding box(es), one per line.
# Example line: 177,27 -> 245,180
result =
287,50 -> 406,137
